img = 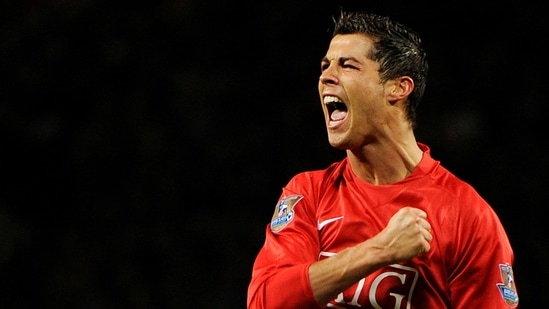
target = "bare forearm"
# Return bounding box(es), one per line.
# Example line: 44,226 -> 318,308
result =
309,240 -> 389,306
308,207 -> 432,306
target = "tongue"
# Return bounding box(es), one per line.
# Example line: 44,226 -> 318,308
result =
330,110 -> 347,121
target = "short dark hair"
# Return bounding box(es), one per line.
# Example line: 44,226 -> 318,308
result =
331,10 -> 428,128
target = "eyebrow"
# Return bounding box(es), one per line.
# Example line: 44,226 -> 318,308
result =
320,56 -> 360,64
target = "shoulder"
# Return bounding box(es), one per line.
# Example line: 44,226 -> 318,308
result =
285,158 -> 348,193
419,143 -> 487,206
418,145 -> 499,227
422,153 -> 509,251
270,159 -> 347,232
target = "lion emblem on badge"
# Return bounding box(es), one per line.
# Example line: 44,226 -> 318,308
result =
270,195 -> 303,232
497,263 -> 519,307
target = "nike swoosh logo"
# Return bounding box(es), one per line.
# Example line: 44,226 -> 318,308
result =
317,216 -> 344,230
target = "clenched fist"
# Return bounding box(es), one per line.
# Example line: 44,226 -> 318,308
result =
374,206 -> 433,263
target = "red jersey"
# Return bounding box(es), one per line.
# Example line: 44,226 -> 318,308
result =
247,143 -> 518,309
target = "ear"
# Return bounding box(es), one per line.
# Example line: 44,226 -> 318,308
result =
387,76 -> 414,104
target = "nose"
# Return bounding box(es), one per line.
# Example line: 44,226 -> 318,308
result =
319,67 -> 338,85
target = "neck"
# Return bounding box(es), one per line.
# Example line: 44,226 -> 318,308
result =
347,137 -> 423,185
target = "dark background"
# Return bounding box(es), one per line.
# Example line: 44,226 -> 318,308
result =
0,0 -> 545,308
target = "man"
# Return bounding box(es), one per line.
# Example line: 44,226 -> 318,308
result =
247,10 -> 518,308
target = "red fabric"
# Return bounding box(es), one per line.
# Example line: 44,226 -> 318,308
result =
247,143 -> 517,308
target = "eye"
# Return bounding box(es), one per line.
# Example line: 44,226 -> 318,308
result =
339,58 -> 359,70
320,62 -> 329,72
342,61 -> 358,69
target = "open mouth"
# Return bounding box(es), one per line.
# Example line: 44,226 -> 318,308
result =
324,95 -> 348,121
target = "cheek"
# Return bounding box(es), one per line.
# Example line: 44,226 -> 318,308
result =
351,77 -> 382,98
351,92 -> 386,125
351,86 -> 381,111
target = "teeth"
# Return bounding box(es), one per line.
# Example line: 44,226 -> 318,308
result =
323,96 -> 342,104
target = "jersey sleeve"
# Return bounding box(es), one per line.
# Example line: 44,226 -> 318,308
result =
447,189 -> 518,308
247,173 -> 323,309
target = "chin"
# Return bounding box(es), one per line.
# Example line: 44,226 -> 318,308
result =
328,137 -> 349,150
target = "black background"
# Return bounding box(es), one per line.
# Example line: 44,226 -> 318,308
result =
0,0 -> 545,308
